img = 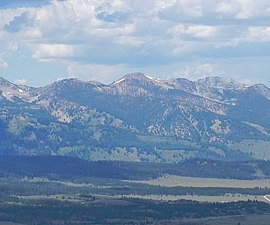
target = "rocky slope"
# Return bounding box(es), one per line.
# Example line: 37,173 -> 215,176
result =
1,73 -> 270,162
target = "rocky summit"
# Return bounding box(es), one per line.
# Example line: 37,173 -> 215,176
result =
1,73 -> 270,162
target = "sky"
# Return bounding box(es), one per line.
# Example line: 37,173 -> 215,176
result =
0,0 -> 270,87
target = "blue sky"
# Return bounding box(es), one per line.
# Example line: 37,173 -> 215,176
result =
0,0 -> 270,87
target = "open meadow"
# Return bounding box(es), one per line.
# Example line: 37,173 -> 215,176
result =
135,175 -> 270,188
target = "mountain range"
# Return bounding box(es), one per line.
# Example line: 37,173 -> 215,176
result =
1,73 -> 270,162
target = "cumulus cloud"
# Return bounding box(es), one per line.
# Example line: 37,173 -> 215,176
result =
168,24 -> 219,39
67,63 -> 131,84
175,63 -> 224,80
5,12 -> 32,33
32,44 -> 79,61
14,78 -> 28,85
158,0 -> 270,22
234,0 -> 270,19
0,57 -> 8,69
0,0 -> 270,85
246,26 -> 270,42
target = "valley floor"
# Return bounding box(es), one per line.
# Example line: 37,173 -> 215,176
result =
134,175 -> 270,188
0,157 -> 270,224
0,176 -> 270,225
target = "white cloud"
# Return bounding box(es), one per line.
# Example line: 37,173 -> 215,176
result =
0,57 -> 8,69
168,24 -> 219,39
0,8 -> 32,69
246,26 -> 270,42
216,1 -> 240,16
0,8 -> 25,29
115,36 -> 145,47
175,63 -> 224,80
235,0 -> 270,19
32,44 -> 79,60
67,63 -> 131,84
1,0 -> 270,86
3,0 -> 270,65
0,31 -> 18,70
158,0 -> 270,21
14,78 -> 28,85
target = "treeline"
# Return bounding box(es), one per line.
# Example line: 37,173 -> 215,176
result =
0,178 -> 269,198
0,198 -> 269,225
0,156 -> 269,180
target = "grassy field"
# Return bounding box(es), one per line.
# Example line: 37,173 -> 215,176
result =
229,139 -> 270,160
134,175 -> 270,188
0,156 -> 269,224
0,223 -> 23,225
117,194 -> 267,203
128,175 -> 270,203
197,214 -> 270,225
1,175 -> 270,225
16,176 -> 270,204
137,135 -> 198,148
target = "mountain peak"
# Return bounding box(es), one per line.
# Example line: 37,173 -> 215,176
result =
123,72 -> 148,80
0,76 -> 34,101
197,76 -> 247,90
56,77 -> 82,85
0,76 -> 13,87
247,83 -> 270,100
1,74 -> 270,162
112,72 -> 149,85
